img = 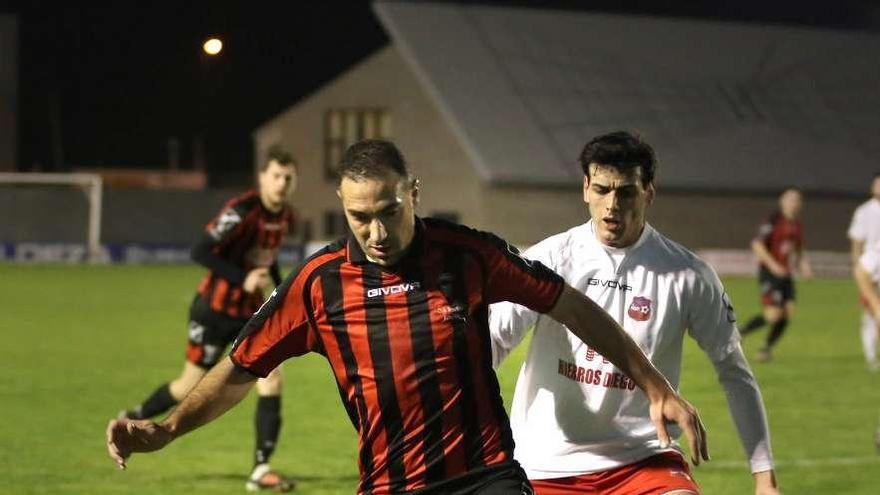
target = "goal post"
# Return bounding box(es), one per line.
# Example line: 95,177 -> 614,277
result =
0,172 -> 103,263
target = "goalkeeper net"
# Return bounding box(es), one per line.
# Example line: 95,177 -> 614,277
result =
0,172 -> 103,263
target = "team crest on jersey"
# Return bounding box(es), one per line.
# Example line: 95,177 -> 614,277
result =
628,296 -> 652,321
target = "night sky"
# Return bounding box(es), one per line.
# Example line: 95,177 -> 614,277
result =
6,1 -> 880,186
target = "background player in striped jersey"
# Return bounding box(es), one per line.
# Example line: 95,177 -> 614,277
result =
848,173 -> 880,371
107,139 -> 708,495
741,188 -> 812,362
489,131 -> 778,495
118,148 -> 298,492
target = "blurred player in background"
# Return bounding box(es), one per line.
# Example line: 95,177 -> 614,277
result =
740,188 -> 812,363
490,131 -> 777,495
107,139 -> 708,495
848,173 -> 880,372
852,240 -> 880,450
119,148 -> 298,492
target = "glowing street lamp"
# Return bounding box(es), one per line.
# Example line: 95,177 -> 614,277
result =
202,38 -> 223,56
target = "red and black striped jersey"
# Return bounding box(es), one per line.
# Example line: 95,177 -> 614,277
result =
230,218 -> 564,494
195,190 -> 294,319
756,211 -> 803,269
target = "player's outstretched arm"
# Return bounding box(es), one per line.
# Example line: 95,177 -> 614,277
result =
547,284 -> 710,465
106,357 -> 257,470
709,345 -> 778,494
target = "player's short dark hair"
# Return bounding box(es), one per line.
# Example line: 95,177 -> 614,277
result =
261,146 -> 297,172
579,131 -> 656,187
337,139 -> 411,185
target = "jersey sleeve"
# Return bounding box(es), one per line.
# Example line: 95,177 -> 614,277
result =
711,343 -> 775,473
686,259 -> 741,362
229,265 -> 319,377
475,232 -> 564,313
488,241 -> 558,367
206,203 -> 247,242
755,217 -> 773,242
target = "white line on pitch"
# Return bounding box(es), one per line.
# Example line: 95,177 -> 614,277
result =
702,456 -> 880,469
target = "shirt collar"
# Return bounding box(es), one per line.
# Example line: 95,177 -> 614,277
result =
346,216 -> 426,266
584,219 -> 654,253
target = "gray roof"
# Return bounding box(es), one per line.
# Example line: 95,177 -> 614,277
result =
374,2 -> 880,193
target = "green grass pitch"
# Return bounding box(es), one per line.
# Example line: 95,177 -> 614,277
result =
1,263 -> 879,494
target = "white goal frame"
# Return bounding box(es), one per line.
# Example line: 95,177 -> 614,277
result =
0,172 -> 103,263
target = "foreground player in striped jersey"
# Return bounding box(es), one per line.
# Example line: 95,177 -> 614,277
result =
490,132 -> 778,494
107,139 -> 707,495
118,148 -> 297,492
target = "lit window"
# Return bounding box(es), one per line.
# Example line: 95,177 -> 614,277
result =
324,109 -> 391,179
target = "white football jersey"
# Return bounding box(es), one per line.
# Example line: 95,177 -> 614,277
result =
848,198 -> 880,245
490,221 -> 740,478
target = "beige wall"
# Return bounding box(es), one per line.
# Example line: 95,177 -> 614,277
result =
650,192 -> 861,252
253,45 -> 483,240
484,183 -> 862,251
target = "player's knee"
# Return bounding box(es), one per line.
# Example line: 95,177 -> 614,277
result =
257,367 -> 283,395
764,309 -> 782,324
170,363 -> 208,399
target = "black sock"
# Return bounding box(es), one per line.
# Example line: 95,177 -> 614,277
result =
765,318 -> 789,349
254,395 -> 282,466
741,315 -> 766,335
131,383 -> 177,419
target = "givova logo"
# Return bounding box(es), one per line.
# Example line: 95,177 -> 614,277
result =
367,282 -> 421,298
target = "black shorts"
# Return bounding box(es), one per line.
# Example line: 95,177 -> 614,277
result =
758,269 -> 795,306
186,295 -> 249,368
411,462 -> 534,495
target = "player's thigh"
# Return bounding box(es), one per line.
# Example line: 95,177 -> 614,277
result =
256,366 -> 283,396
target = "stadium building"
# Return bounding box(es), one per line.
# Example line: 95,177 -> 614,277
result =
254,2 -> 880,266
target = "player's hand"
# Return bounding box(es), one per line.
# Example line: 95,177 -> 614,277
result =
649,391 -> 709,466
106,418 -> 173,470
768,263 -> 788,278
753,470 -> 780,495
243,268 -> 271,293
800,265 -> 814,280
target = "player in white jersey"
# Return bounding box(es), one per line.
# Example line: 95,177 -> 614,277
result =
490,131 -> 778,495
853,240 -> 880,451
848,173 -> 880,371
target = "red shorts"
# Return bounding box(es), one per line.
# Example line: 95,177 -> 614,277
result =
530,452 -> 699,495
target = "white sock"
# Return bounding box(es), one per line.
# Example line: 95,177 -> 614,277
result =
861,312 -> 878,365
